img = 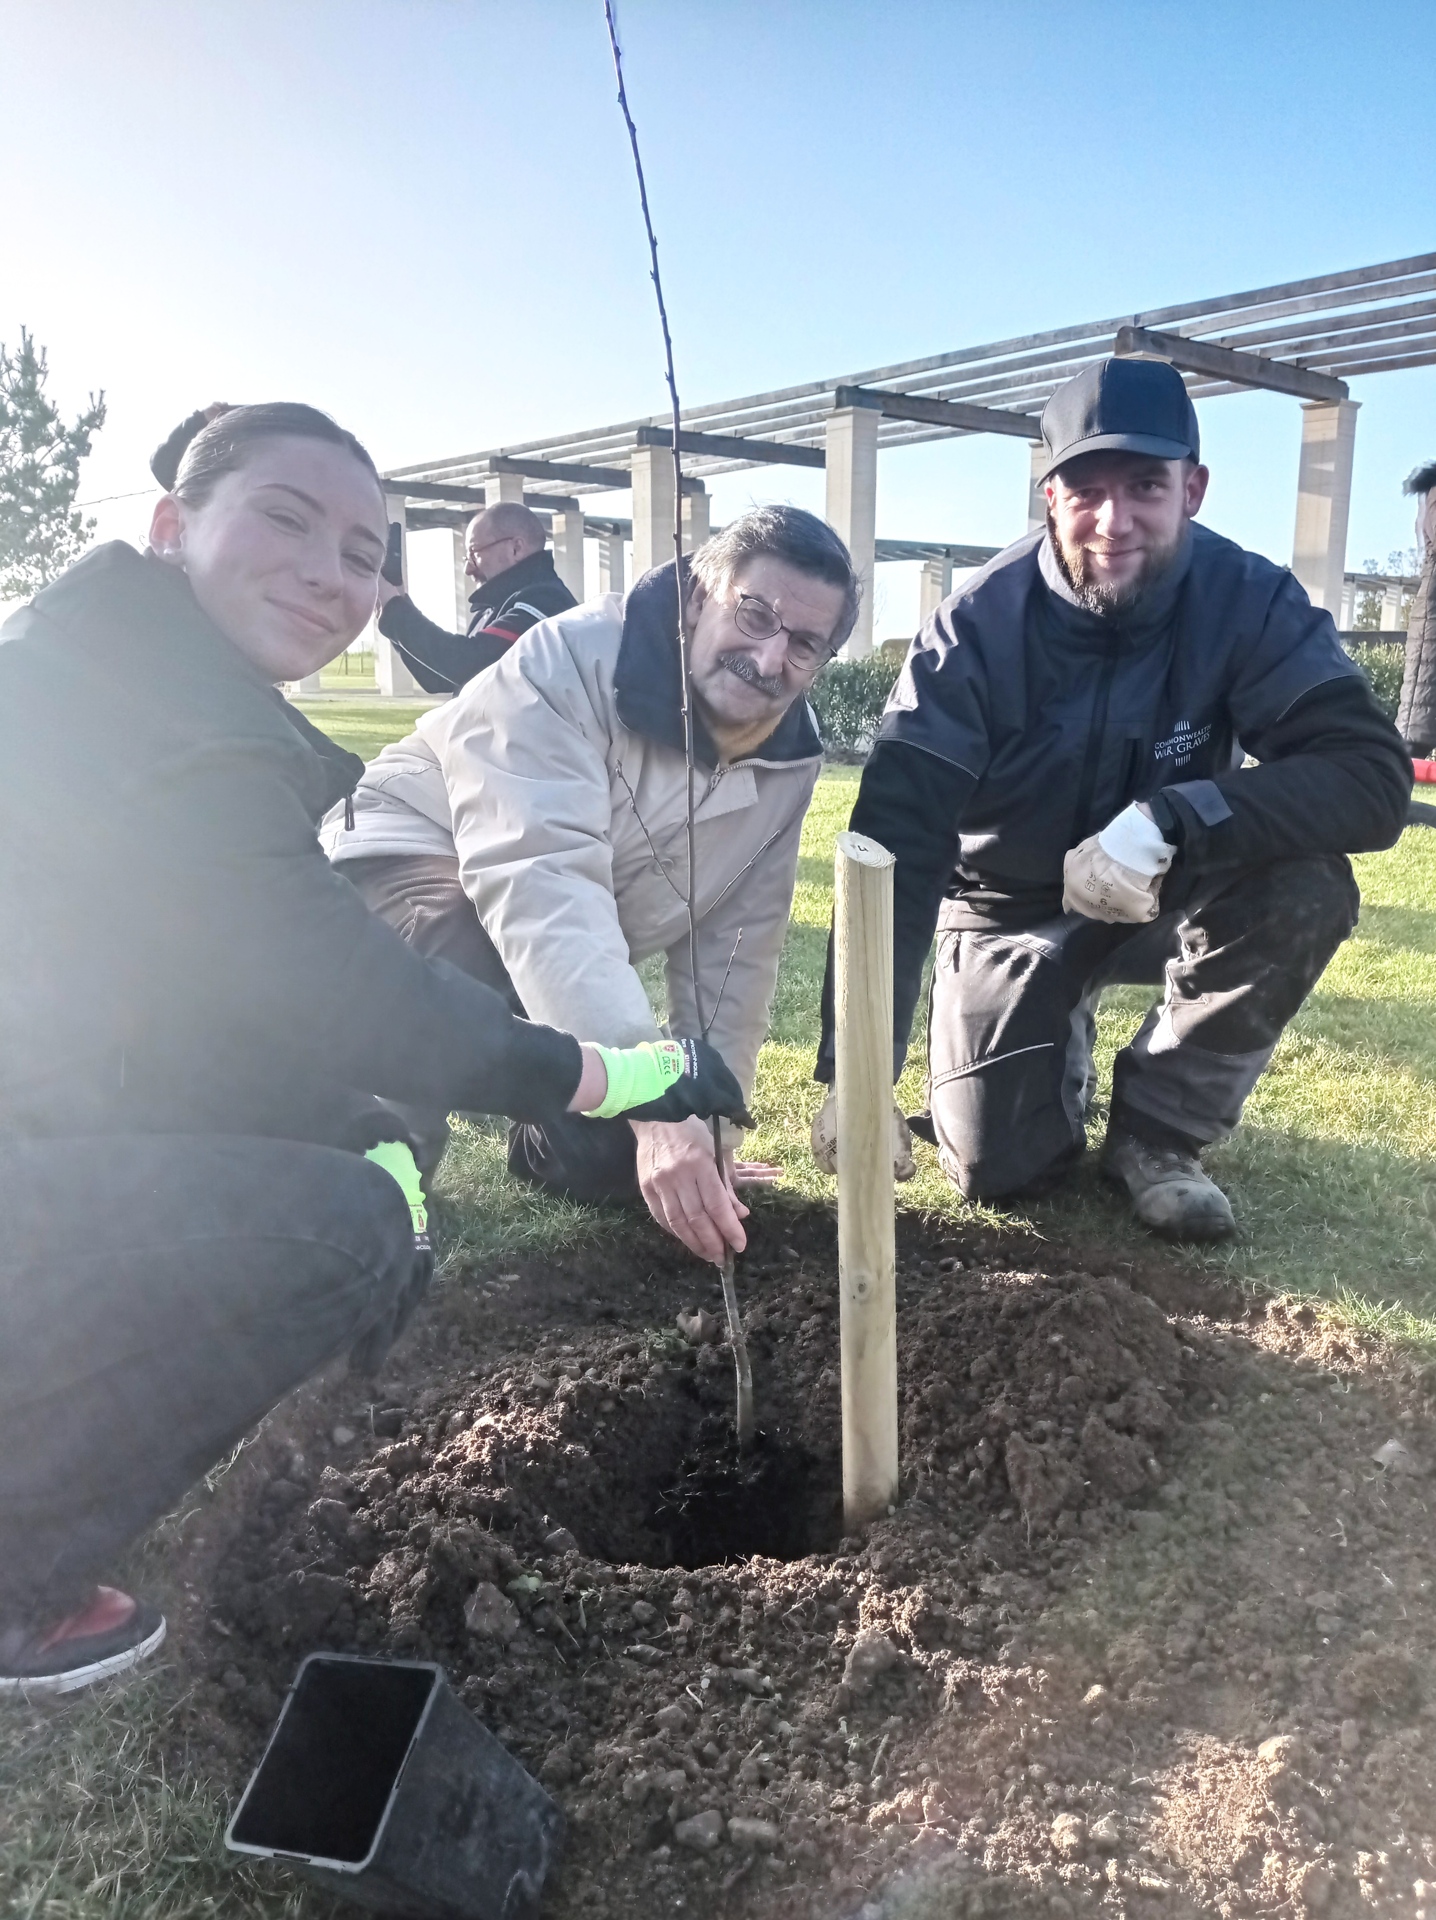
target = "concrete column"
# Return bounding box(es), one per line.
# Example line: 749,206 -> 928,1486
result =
631,445 -> 676,576
1380,581 -> 1405,631
550,507 -> 587,600
918,554 -> 953,624
1027,440 -> 1050,533
375,499 -> 421,696
682,486 -> 711,555
825,403 -> 880,658
485,470 -> 526,507
1292,399 -> 1360,612
598,531 -> 626,596
1338,576 -> 1356,630
452,527 -> 472,629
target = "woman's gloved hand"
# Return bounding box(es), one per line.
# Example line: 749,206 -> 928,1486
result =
809,1087 -> 917,1180
1062,801 -> 1176,925
581,1038 -> 754,1128
350,1140 -> 433,1377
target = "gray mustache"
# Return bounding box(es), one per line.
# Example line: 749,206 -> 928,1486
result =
718,651 -> 786,698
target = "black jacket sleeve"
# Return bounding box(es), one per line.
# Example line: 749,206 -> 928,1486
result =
815,740 -> 975,1083
152,738 -> 586,1123
378,595 -> 511,696
1149,675 -> 1411,878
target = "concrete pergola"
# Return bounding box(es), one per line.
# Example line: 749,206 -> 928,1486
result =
373,251 -> 1436,691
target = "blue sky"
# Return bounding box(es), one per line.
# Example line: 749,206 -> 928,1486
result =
3,0 -> 1433,633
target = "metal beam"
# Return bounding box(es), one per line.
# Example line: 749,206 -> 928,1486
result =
488,453 -> 633,490
1113,325 -> 1349,402
873,538 -> 1001,566
385,477 -> 580,513
634,424 -> 826,468
384,479 -> 490,505
835,385 -> 1043,440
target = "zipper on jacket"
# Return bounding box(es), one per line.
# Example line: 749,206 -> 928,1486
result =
1118,735 -> 1144,807
1070,634 -> 1122,843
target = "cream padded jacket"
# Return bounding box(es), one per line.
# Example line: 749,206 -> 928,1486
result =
322,584 -> 823,1100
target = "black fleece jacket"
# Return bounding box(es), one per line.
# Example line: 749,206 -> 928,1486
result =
0,544 -> 583,1144
816,525 -> 1410,1082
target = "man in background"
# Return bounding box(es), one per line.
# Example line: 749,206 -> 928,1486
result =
1396,459 -> 1436,761
378,501 -> 576,696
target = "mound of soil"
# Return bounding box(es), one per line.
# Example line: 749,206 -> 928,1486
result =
165,1204 -> 1436,1919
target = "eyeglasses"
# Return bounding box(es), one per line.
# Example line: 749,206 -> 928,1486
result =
732,593 -> 840,674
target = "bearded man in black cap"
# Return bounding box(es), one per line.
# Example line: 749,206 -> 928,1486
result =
812,356 -> 1410,1240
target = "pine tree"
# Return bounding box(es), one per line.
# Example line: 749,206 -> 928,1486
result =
0,330 -> 106,600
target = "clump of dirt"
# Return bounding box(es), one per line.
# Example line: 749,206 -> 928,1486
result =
159,1205 -> 1436,1919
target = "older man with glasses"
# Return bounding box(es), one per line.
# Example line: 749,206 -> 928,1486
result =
323,505 -> 857,1259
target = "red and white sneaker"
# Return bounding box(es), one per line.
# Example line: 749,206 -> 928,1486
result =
0,1586 -> 166,1696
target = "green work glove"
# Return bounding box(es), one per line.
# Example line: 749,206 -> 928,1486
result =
582,1037 -> 754,1128
364,1140 -> 428,1234
352,1141 -> 433,1378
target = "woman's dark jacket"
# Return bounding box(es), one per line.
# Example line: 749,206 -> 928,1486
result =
0,543 -> 583,1145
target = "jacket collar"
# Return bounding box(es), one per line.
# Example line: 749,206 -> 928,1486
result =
468,546 -> 564,608
1036,522 -> 1194,651
613,561 -> 824,767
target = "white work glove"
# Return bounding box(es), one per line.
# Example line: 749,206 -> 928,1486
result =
1063,802 -> 1176,924
810,1087 -> 916,1181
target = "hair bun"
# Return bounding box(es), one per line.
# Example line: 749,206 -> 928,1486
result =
150,402 -> 234,491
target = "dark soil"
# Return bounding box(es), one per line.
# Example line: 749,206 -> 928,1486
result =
148,1201 -> 1436,1919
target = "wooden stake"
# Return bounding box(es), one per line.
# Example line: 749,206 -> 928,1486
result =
833,830 -> 899,1531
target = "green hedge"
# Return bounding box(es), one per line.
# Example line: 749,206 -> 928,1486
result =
810,640 -> 1406,760
1348,640 -> 1404,722
810,653 -> 903,757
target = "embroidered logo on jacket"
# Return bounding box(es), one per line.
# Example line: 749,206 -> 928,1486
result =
1152,719 -> 1212,767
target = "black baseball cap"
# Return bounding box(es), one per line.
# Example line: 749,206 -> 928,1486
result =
1037,357 -> 1200,483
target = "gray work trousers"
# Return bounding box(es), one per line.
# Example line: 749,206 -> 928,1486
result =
0,1133 -> 414,1625
928,855 -> 1360,1200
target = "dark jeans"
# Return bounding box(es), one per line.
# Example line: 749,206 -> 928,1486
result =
342,854 -> 640,1206
0,1133 -> 413,1625
928,855 -> 1360,1200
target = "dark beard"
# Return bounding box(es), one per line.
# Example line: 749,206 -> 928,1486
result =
717,650 -> 786,700
1048,510 -> 1184,620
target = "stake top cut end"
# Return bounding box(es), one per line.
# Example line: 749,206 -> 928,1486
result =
835,830 -> 896,871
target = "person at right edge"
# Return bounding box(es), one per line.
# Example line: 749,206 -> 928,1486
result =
1396,456 -> 1436,761
812,357 -> 1410,1241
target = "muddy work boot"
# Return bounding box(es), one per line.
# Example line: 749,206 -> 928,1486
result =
1100,1129 -> 1236,1241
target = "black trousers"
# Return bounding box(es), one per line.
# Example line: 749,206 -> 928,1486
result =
341,854 -> 641,1206
928,855 -> 1360,1200
0,1133 -> 413,1625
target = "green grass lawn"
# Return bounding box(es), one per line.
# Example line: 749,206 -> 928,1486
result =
294,694 -> 436,762
304,683 -> 1432,1342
